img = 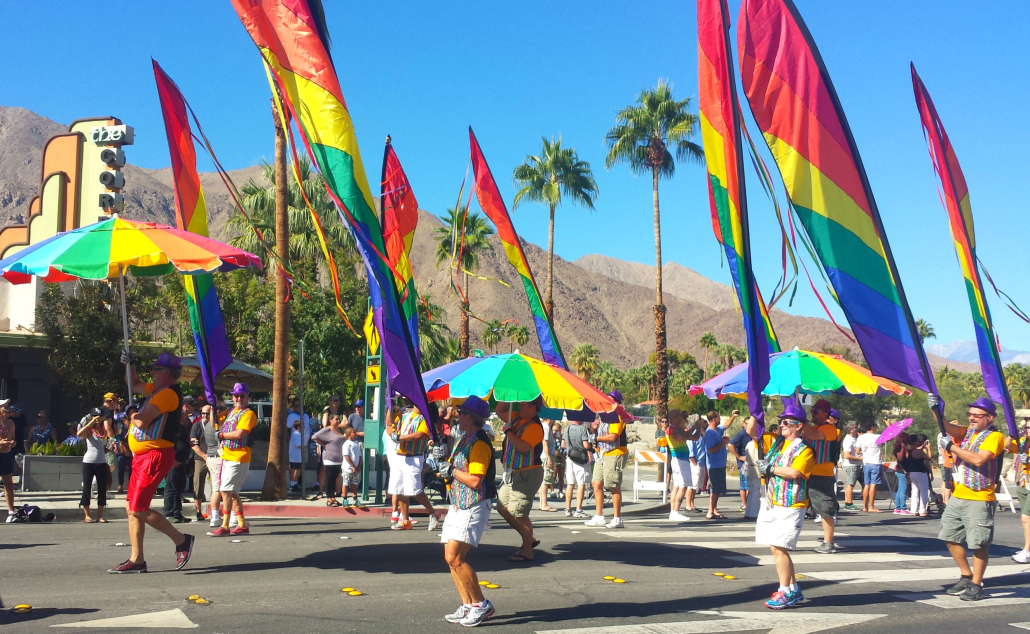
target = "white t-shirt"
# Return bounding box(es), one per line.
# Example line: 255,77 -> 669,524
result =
289,429 -> 303,464
342,439 -> 361,473
287,412 -> 312,443
855,432 -> 882,465
841,434 -> 862,467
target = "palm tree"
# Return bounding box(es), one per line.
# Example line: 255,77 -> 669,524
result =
227,157 -> 353,277
593,360 -> 623,393
417,292 -> 452,372
434,206 -> 495,357
699,332 -> 718,381
481,319 -> 505,354
936,365 -> 960,383
508,324 -> 530,353
916,318 -> 936,344
605,80 -> 704,419
731,346 -> 747,367
512,137 -> 598,320
570,343 -> 600,382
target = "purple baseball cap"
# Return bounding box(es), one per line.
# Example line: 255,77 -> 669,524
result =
608,390 -> 624,404
230,382 -> 249,395
152,352 -> 181,370
829,408 -> 840,420
460,395 -> 490,418
780,403 -> 808,423
966,397 -> 997,416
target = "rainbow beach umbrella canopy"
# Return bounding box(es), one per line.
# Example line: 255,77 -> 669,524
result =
0,216 -> 261,284
423,353 -> 617,414
690,349 -> 912,400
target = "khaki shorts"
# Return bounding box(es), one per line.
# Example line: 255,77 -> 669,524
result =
497,466 -> 544,518
602,453 -> 626,489
219,460 -> 250,493
1017,486 -> 1030,517
591,458 -> 603,483
193,459 -> 209,501
938,495 -> 995,550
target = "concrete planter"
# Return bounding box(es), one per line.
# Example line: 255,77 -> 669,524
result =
21,455 -> 86,492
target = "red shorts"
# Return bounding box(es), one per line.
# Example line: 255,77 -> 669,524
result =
127,447 -> 175,512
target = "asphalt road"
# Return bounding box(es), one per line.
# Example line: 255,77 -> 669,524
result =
3,500 -> 1030,633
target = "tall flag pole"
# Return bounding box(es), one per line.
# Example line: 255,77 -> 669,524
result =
697,0 -> 776,424
737,0 -> 945,431
469,127 -> 567,369
380,136 -> 421,366
911,64 -> 1016,435
152,60 -> 232,404
230,0 -> 434,432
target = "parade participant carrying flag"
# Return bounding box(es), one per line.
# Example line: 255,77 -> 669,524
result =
737,0 -> 946,431
230,0 -> 434,433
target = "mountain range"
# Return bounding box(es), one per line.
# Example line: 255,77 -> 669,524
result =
928,341 -> 1030,367
0,105 -> 976,374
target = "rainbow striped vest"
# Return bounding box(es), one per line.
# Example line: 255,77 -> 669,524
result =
502,417 -> 543,471
397,409 -> 429,457
805,423 -> 834,465
220,408 -> 250,453
596,421 -> 623,455
448,430 -> 496,510
130,384 -> 182,447
956,426 -> 1001,491
1016,437 -> 1030,489
765,438 -> 810,508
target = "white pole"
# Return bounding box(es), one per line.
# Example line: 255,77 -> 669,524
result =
118,265 -> 132,403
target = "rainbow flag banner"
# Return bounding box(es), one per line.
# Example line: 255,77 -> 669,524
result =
738,0 -> 936,396
911,64 -> 1015,434
380,138 -> 420,364
153,60 -> 232,404
231,0 -> 433,426
469,128 -> 566,370
698,0 -> 776,422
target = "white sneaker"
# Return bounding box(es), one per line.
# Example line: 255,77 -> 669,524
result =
573,510 -> 588,518
563,509 -> 572,517
813,515 -> 822,523
459,599 -> 495,627
668,511 -> 691,522
1013,549 -> 1030,564
209,514 -> 222,528
229,512 -> 238,529
605,517 -> 624,529
428,514 -> 441,531
445,604 -> 471,623
584,515 -> 607,527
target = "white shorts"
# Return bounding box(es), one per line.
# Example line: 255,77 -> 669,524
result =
671,458 -> 692,488
440,500 -> 492,547
755,501 -> 805,550
689,463 -> 708,491
565,458 -> 590,486
388,454 -> 424,496
219,460 -> 250,493
206,456 -> 223,492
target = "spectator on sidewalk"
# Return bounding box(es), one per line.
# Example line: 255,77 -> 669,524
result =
289,418 -> 303,493
1007,418 -> 1030,564
9,404 -> 27,455
856,421 -> 883,513
341,425 -> 364,509
755,404 -> 815,609
78,407 -> 113,523
348,399 -> 365,442
892,433 -> 911,515
537,418 -> 558,512
903,434 -> 932,517
933,395 -> 1006,602
705,411 -> 731,520
1,401 -> 18,521
29,411 -> 57,448
841,422 -> 863,511
197,404 -> 223,527
313,415 -> 347,507
742,416 -> 763,519
728,410 -> 751,513
189,406 -> 216,523
686,415 -> 709,512
667,410 -> 704,522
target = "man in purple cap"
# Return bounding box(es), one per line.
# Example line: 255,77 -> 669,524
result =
754,403 -> 815,609
109,352 -> 195,574
931,394 -> 1006,601
440,395 -> 497,626
208,383 -> 257,537
800,398 -> 840,554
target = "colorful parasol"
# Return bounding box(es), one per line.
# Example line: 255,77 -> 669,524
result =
423,353 -> 617,414
875,418 -> 913,446
689,349 -> 912,400
0,216 -> 262,400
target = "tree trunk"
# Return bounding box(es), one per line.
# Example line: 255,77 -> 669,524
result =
652,167 -> 668,419
702,348 -> 709,382
460,271 -> 470,357
545,202 -> 555,321
262,96 -> 290,501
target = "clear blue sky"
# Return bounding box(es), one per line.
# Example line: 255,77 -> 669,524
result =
5,1 -> 1029,353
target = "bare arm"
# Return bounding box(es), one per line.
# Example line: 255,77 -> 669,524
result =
949,445 -> 995,468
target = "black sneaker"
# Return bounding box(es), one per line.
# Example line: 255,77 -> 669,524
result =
109,559 -> 148,574
195,513 -> 205,523
173,516 -> 191,524
959,583 -> 985,601
947,577 -> 973,595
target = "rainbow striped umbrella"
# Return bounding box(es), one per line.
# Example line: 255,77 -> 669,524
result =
689,349 -> 912,400
423,353 -> 617,415
0,216 -> 260,283
0,216 -> 261,399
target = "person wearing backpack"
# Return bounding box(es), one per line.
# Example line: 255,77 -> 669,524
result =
439,396 -> 497,627
562,419 -> 591,518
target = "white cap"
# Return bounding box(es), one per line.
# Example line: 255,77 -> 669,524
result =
0,399 -> 9,407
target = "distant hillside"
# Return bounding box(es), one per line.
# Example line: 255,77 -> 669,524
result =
929,340 -> 1030,367
0,104 -> 975,375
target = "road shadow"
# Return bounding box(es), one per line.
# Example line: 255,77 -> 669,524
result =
0,608 -> 99,626
0,543 -> 57,551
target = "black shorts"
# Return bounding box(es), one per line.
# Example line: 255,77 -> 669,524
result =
942,467 -> 954,489
289,462 -> 302,470
808,474 -> 839,517
708,467 -> 727,495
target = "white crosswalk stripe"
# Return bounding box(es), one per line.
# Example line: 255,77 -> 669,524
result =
535,610 -> 887,634
722,552 -> 953,566
804,564 -> 1030,584
896,586 -> 1030,609
663,539 -> 906,550
591,530 -> 847,539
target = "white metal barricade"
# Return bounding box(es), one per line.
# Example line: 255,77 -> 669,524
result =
633,449 -> 667,503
